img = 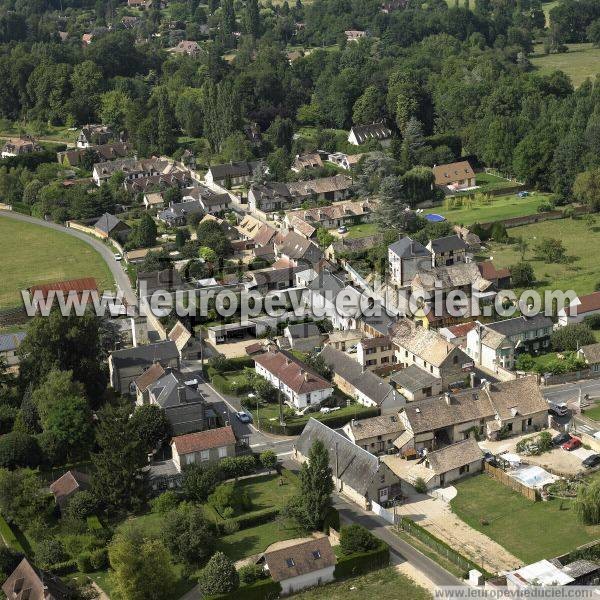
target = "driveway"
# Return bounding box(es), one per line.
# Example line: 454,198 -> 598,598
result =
0,210 -> 136,306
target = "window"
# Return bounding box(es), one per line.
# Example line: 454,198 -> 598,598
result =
430,366 -> 434,373
312,551 -> 321,559
381,356 -> 389,364
453,355 -> 458,365
200,450 -> 209,461
218,446 -> 227,458
459,464 -> 470,475
286,558 -> 295,567
527,418 -> 532,426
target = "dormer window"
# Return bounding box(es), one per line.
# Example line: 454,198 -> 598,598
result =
312,550 -> 321,559
286,558 -> 295,567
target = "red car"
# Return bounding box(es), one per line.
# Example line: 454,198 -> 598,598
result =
562,437 -> 582,451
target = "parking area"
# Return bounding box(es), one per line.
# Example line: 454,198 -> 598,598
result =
480,430 -> 598,476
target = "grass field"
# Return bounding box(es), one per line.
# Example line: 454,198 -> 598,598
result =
435,193 -> 548,226
0,217 -> 114,309
531,43 -> 600,88
451,474 -> 600,563
582,401 -> 600,421
344,222 -> 380,239
486,216 -> 600,295
292,567 -> 429,600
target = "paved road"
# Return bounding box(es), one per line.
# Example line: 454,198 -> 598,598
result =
332,494 -> 463,588
0,210 -> 136,306
543,378 -> 600,404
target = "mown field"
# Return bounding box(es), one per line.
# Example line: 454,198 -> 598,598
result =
486,216 -> 600,295
434,193 -> 548,226
0,217 -> 114,309
531,43 -> 600,88
451,474 -> 600,564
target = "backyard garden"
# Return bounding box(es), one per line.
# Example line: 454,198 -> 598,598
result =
450,474 -> 600,564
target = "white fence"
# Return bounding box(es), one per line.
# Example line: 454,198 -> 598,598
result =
371,501 -> 396,525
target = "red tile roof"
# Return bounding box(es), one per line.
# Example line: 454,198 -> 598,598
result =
49,470 -> 90,506
172,426 -> 237,455
28,277 -> 98,300
446,321 -> 477,338
477,260 -> 511,282
567,291 -> 600,316
254,348 -> 332,395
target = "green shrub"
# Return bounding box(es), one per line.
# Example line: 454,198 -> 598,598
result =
414,477 -> 428,494
77,552 -> 93,573
150,491 -> 181,514
48,559 -> 78,575
224,507 -> 280,531
209,482 -> 252,517
333,541 -> 389,579
238,564 -> 266,585
339,524 -> 379,555
36,538 -> 67,569
66,491 -> 97,521
90,547 -> 108,570
220,455 -> 256,479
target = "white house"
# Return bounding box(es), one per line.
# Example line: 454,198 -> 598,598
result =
254,347 -> 333,410
263,537 -> 336,596
558,291 -> 600,326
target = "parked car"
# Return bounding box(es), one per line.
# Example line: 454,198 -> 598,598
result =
552,432 -> 572,446
337,225 -> 348,234
236,411 -> 252,424
114,253 -> 122,261
583,454 -> 600,468
548,401 -> 568,417
562,437 -> 582,451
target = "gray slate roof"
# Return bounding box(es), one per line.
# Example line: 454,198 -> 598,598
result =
487,314 -> 553,337
390,364 -> 440,392
111,340 -> 179,370
208,160 -> 262,180
423,438 -> 483,474
388,237 -> 431,259
286,322 -> 321,339
94,212 -> 126,234
319,345 -> 398,407
0,331 -> 26,353
429,235 -> 469,254
295,418 -> 384,495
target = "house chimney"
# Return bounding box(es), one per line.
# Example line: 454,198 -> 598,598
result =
444,392 -> 452,406
177,385 -> 187,404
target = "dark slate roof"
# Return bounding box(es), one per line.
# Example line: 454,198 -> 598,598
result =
429,235 -> 469,254
94,212 -> 126,234
0,331 -> 26,353
208,160 -> 262,180
307,269 -> 346,295
295,418 -> 383,495
111,341 -> 179,369
388,237 -> 431,259
158,199 -> 204,222
350,123 -> 392,144
149,371 -> 203,408
487,314 -> 553,337
319,346 -> 398,407
390,364 -> 440,392
286,322 -> 321,339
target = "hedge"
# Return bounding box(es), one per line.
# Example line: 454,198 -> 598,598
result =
48,559 -> 78,575
8,202 -> 31,215
223,507 -> 280,532
0,515 -> 25,554
206,578 -> 282,600
398,517 -> 492,578
259,406 -> 380,436
86,515 -> 103,532
333,541 -> 390,579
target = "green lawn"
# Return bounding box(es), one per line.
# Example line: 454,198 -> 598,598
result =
435,193 -> 547,226
0,217 -> 114,309
344,222 -> 380,239
216,519 -> 306,561
292,567 -> 429,600
582,402 -> 600,421
531,43 -> 600,88
451,474 -> 600,564
486,216 -> 600,295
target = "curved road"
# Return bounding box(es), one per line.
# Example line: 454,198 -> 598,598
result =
0,210 -> 136,306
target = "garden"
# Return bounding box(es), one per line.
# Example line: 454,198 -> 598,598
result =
450,474 -> 600,563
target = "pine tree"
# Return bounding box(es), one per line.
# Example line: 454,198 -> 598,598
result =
243,0 -> 261,37
155,91 -> 177,155
222,0 -> 236,34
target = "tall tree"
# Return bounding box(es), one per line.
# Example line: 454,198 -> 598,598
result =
18,310 -> 112,401
32,370 -> 94,461
243,0 -> 261,37
574,168 -> 600,211
91,402 -> 148,514
109,525 -> 177,600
